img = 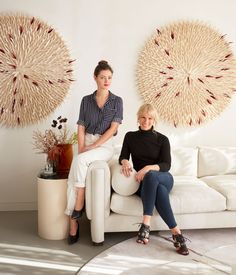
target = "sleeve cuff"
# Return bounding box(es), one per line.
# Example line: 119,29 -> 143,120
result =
77,120 -> 85,126
112,118 -> 122,124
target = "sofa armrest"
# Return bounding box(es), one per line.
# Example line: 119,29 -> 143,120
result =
85,160 -> 111,244
85,160 -> 111,220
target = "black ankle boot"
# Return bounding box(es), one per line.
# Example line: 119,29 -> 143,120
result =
71,207 -> 84,220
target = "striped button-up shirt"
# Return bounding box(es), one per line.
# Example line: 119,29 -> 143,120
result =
77,91 -> 123,135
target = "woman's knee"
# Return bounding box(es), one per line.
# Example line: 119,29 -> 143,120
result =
143,170 -> 167,185
143,170 -> 158,182
159,173 -> 174,190
141,171 -> 160,192
143,171 -> 173,190
77,153 -> 91,166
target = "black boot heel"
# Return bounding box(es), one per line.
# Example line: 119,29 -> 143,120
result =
68,222 -> 80,245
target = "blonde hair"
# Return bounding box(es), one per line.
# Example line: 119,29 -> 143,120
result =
137,103 -> 158,125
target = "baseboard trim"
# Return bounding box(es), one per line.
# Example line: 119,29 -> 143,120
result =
0,202 -> 37,211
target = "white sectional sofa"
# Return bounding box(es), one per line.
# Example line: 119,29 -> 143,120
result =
85,146 -> 236,244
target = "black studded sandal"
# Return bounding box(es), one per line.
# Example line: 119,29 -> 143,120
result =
172,234 -> 189,255
136,223 -> 150,244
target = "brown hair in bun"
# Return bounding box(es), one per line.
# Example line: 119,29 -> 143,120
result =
94,60 -> 113,77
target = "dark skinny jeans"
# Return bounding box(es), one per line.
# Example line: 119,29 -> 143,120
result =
137,170 -> 177,229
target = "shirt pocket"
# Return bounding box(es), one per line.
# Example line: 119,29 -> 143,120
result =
103,108 -> 116,122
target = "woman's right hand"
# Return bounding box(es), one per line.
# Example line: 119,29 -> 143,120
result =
121,159 -> 132,177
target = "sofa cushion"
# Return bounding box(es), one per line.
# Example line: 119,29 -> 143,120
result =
111,177 -> 226,216
111,163 -> 139,196
198,147 -> 236,177
170,147 -> 198,177
170,180 -> 226,214
111,193 -> 143,216
173,176 -> 207,186
201,175 -> 236,210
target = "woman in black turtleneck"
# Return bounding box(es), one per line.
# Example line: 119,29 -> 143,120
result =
119,103 -> 189,256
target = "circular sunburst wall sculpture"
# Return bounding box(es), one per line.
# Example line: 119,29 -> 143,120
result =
137,21 -> 236,127
0,14 -> 74,128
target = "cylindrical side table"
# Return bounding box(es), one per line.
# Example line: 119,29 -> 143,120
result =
37,177 -> 69,240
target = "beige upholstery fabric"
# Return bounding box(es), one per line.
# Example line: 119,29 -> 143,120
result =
86,160 -> 111,220
170,180 -> 226,214
198,147 -> 236,177
111,178 -> 226,216
173,176 -> 206,186
170,147 -> 198,177
201,175 -> 236,210
111,193 -> 143,216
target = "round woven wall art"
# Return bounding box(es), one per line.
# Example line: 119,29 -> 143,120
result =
137,21 -> 236,127
0,14 -> 74,128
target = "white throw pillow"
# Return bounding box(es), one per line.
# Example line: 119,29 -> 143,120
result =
111,163 -> 139,196
170,147 -> 198,177
198,147 -> 236,177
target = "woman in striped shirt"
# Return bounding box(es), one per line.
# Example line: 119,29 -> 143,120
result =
66,60 -> 123,245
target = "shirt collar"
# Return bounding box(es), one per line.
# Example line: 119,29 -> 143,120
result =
92,90 -> 115,102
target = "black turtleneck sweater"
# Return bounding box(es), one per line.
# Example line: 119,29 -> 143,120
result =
119,127 -> 171,172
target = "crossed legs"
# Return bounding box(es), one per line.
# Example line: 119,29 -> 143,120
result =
140,170 -> 177,228
137,171 -> 189,255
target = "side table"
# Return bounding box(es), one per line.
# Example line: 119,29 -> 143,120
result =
37,174 -> 69,240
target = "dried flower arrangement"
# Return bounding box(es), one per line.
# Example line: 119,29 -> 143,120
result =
32,116 -> 77,161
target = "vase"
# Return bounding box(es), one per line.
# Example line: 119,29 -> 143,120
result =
41,156 -> 56,177
55,144 -> 73,175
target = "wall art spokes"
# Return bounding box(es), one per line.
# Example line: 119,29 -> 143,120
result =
137,21 -> 236,127
0,14 -> 74,128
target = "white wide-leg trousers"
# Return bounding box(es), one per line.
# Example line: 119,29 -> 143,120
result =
65,134 -> 114,216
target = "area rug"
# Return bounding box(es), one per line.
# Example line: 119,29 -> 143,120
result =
78,228 -> 236,275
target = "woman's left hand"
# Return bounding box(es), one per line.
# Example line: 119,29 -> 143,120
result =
81,144 -> 97,153
135,166 -> 151,183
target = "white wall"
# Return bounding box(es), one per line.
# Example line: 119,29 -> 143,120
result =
0,0 -> 236,210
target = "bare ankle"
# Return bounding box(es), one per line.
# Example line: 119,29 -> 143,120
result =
171,226 -> 181,235
70,218 -> 78,234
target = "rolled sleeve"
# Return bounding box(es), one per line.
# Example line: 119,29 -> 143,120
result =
112,97 -> 123,124
77,120 -> 85,126
77,98 -> 86,126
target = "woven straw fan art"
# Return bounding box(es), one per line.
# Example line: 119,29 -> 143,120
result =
137,21 -> 236,127
0,14 -> 74,128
